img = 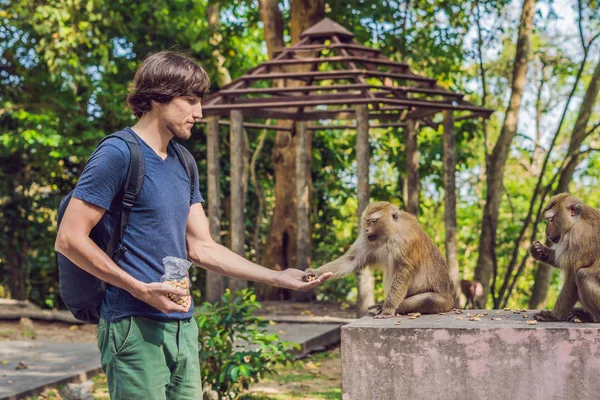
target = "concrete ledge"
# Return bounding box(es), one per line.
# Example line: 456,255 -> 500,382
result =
262,315 -> 356,324
341,310 -> 600,400
0,309 -> 82,325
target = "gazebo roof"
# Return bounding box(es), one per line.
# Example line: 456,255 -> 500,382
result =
202,18 -> 492,127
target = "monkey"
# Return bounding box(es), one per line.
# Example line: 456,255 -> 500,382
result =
302,201 -> 455,318
460,279 -> 484,309
529,193 -> 600,323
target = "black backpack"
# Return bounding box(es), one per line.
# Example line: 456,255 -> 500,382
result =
56,129 -> 197,324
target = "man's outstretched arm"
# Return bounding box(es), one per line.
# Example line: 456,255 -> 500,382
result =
185,203 -> 331,290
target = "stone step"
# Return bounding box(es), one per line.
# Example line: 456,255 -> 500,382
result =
262,321 -> 343,358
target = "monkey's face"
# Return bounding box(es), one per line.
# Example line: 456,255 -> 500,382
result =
544,197 -> 581,244
364,216 -> 381,242
362,207 -> 400,243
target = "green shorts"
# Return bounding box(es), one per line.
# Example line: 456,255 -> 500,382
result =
96,316 -> 202,399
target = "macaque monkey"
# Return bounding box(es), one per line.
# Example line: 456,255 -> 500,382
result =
530,193 -> 600,322
302,202 -> 455,318
460,279 -> 484,309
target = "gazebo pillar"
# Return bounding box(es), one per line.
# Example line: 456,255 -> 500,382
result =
205,116 -> 225,302
294,120 -> 312,301
356,105 -> 374,316
229,110 -> 247,291
443,110 -> 460,303
404,119 -> 419,216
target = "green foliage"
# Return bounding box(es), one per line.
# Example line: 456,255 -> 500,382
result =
195,289 -> 298,400
0,0 -> 265,303
1,0 -> 599,311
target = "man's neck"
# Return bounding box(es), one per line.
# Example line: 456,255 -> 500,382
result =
131,113 -> 173,157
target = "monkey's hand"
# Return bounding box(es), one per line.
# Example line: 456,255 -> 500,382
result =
367,303 -> 383,316
567,309 -> 593,323
533,310 -> 561,322
373,311 -> 395,319
372,305 -> 395,319
301,269 -> 318,283
530,241 -> 550,262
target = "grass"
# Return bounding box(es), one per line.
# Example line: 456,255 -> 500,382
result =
239,348 -> 342,400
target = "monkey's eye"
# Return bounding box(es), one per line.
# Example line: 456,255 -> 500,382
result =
547,217 -> 553,222
370,218 -> 378,224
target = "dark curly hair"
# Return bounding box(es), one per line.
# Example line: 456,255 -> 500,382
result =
127,50 -> 210,118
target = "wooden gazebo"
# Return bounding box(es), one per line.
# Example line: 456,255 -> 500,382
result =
200,18 -> 492,308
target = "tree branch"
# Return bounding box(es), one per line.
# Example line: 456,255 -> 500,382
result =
250,120 -> 272,264
585,122 -> 600,138
496,38 -> 592,306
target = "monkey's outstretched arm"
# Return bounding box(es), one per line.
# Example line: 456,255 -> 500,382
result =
307,239 -> 368,279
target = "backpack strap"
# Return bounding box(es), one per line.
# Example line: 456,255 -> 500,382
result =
171,141 -> 197,205
98,130 -> 145,258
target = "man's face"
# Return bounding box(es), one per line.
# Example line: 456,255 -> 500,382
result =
159,96 -> 202,140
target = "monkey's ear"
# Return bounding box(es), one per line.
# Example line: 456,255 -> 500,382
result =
569,203 -> 582,217
392,212 -> 399,221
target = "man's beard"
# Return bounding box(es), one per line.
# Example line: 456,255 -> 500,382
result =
163,118 -> 192,140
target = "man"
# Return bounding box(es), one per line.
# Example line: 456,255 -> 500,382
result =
55,50 -> 332,399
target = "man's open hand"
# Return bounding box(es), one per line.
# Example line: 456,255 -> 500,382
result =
273,268 -> 333,291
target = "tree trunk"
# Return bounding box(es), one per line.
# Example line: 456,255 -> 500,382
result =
294,120 -> 313,301
205,116 -> 225,302
356,105 -> 374,316
443,110 -> 460,306
228,110 -> 247,292
258,0 -> 324,300
474,0 -> 536,304
258,0 -> 285,58
204,1 -> 229,301
404,119 -> 419,216
6,156 -> 29,300
258,126 -> 297,299
256,0 -> 288,300
529,58 -> 600,309
7,232 -> 27,300
289,0 -> 325,43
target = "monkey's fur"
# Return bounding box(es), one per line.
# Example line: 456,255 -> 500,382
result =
303,202 -> 455,318
460,279 -> 484,309
530,193 -> 600,322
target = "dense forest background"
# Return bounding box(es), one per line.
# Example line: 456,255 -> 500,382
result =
1,0 -> 599,311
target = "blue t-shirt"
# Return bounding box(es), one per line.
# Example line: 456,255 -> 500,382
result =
73,127 -> 203,322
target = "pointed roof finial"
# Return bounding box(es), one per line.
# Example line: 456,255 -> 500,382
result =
299,18 -> 354,40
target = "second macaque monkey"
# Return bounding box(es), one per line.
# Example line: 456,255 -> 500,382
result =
530,193 -> 600,322
460,279 -> 484,309
302,202 -> 455,318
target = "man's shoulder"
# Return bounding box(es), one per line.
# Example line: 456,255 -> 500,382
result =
92,130 -> 133,161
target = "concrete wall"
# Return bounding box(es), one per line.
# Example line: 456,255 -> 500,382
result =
341,311 -> 600,400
